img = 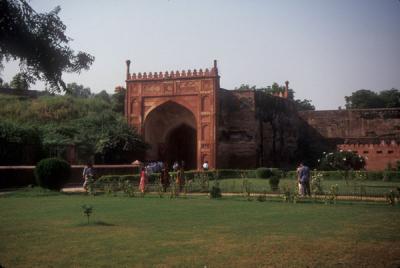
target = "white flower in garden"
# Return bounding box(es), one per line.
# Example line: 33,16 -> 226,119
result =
323,152 -> 326,154
343,158 -> 346,161
317,159 -> 320,162
340,150 -> 343,152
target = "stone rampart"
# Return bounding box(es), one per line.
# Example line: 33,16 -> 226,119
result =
338,141 -> 400,170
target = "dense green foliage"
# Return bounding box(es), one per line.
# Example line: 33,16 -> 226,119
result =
255,167 -> 273,178
34,158 -> 70,190
235,82 -> 315,111
0,0 -> 94,91
0,120 -> 42,164
345,89 -> 400,109
318,151 -> 366,171
269,176 -> 280,191
0,91 -> 146,164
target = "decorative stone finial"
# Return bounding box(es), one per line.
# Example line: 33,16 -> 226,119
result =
126,60 -> 131,79
284,81 -> 289,98
213,59 -> 217,69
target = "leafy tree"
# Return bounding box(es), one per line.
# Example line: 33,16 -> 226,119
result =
65,83 -> 91,98
0,93 -> 147,164
294,99 -> 315,111
0,120 -> 42,164
0,0 -> 94,92
345,89 -> 383,109
94,90 -> 111,103
318,151 -> 365,171
234,84 -> 256,91
112,87 -> 126,114
379,89 -> 400,108
10,73 -> 29,90
344,88 -> 400,109
235,82 -> 315,111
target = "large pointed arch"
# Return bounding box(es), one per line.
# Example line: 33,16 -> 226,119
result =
143,101 -> 197,169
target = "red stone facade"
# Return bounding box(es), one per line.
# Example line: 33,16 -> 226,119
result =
124,62 -> 400,171
125,60 -> 219,169
338,141 -> 400,170
300,109 -> 400,170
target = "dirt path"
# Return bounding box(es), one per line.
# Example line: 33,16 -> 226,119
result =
59,186 -> 388,202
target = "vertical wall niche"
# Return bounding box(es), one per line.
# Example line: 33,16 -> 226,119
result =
201,124 -> 209,141
201,95 -> 209,112
130,98 -> 137,112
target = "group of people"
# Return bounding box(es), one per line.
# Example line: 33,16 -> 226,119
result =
82,160 -> 209,193
139,160 -> 188,193
296,162 -> 311,196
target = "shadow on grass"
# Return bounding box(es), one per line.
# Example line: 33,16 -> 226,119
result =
74,221 -> 116,227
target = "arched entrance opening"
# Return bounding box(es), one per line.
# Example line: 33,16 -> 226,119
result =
144,101 -> 197,170
166,124 -> 197,169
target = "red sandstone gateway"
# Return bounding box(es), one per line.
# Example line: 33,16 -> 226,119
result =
125,60 -> 219,170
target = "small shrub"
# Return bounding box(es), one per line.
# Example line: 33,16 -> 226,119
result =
281,184 -> 298,203
256,167 -> 273,179
385,189 -> 400,206
34,158 -> 71,190
257,191 -> 267,202
325,184 -> 339,204
311,171 -> 324,195
81,204 -> 93,224
210,185 -> 222,199
269,176 -> 280,192
319,151 -> 366,171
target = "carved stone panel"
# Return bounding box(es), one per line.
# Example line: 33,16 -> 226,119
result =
143,83 -> 161,95
176,80 -> 200,94
163,82 -> 174,95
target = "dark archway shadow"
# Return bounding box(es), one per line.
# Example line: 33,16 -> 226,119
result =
166,124 -> 197,170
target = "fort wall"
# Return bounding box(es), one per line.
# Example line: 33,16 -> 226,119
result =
338,141 -> 400,170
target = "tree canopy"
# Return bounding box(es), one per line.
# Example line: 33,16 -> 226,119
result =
235,82 -> 315,111
0,90 -> 146,164
345,89 -> 400,109
0,0 -> 94,92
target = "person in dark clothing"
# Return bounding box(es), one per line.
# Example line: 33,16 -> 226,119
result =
299,163 -> 311,196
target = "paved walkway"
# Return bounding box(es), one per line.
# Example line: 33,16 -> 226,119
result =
60,186 -> 387,202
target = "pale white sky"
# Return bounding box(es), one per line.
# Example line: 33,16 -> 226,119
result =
2,0 -> 400,110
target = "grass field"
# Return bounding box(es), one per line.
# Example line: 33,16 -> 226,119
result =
1,188 -> 400,267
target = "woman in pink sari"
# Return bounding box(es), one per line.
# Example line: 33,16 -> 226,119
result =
139,167 -> 148,193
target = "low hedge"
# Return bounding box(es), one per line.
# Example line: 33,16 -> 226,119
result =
285,170 -> 400,181
95,169 -> 400,187
95,169 -> 258,185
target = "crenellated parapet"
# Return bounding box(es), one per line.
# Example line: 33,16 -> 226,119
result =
127,68 -> 218,81
337,140 -> 400,170
338,140 -> 399,150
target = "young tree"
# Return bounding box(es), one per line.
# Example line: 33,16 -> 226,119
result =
10,73 -> 29,91
0,0 -> 94,92
65,83 -> 91,98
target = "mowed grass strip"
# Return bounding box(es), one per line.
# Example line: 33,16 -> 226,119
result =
0,190 -> 400,267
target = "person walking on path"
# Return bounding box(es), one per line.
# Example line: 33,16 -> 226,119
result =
82,162 -> 94,192
139,167 -> 148,193
296,163 -> 304,196
160,167 -> 170,192
176,165 -> 185,192
299,163 -> 311,197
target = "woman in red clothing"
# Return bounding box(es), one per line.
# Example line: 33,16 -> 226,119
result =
139,167 -> 148,193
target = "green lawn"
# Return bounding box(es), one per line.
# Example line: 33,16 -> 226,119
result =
1,188 -> 400,267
